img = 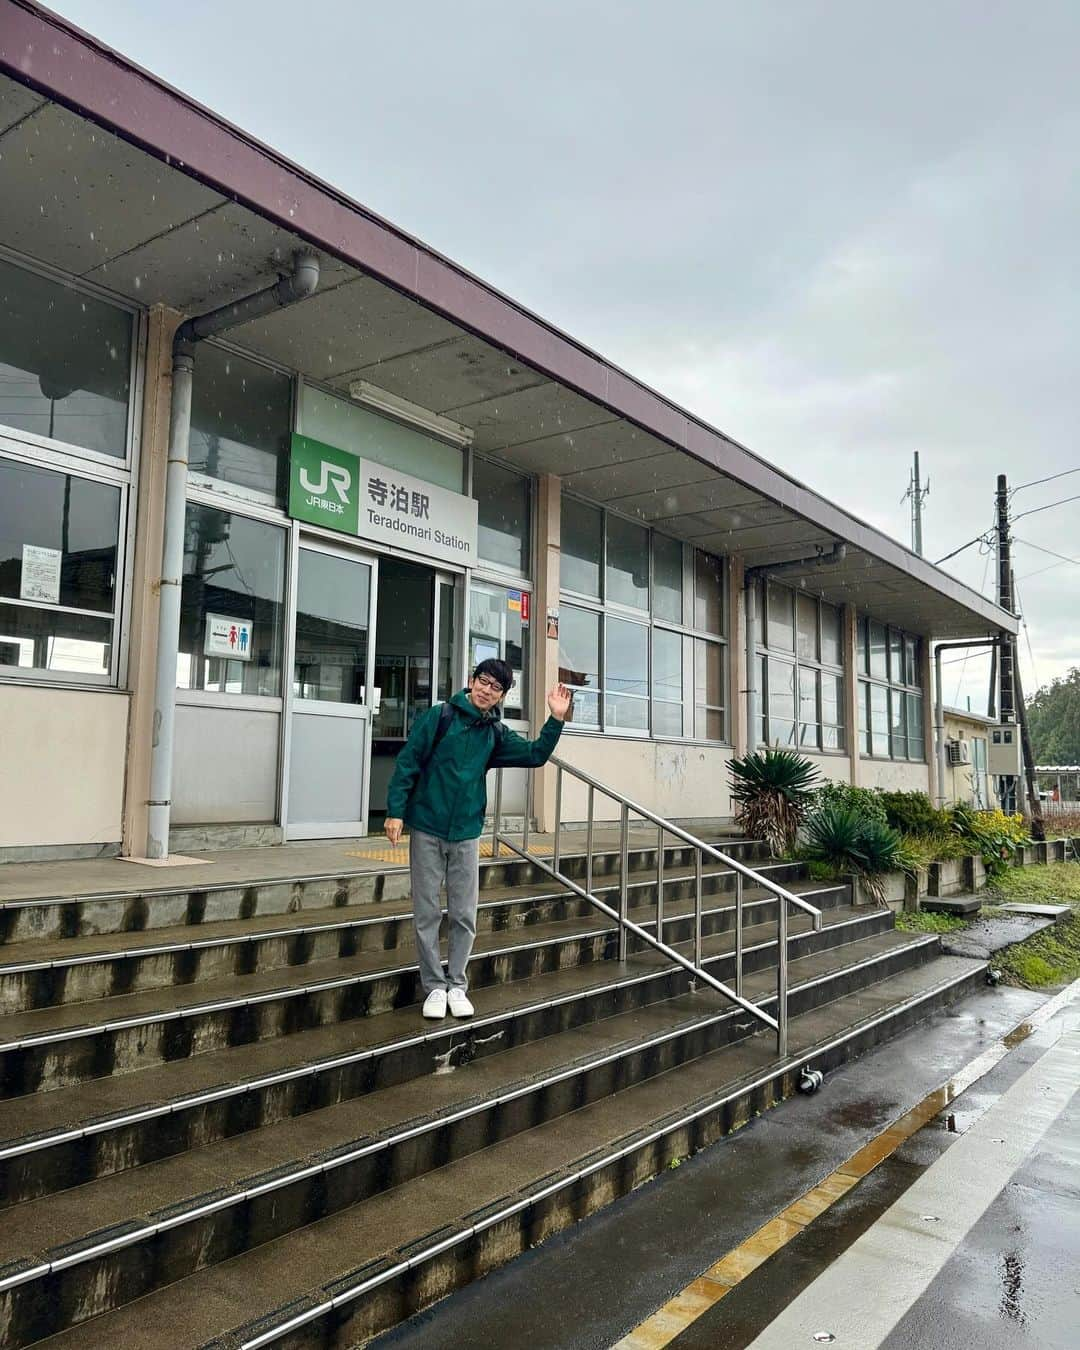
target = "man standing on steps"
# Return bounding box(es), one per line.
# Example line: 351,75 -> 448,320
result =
385,659 -> 571,1021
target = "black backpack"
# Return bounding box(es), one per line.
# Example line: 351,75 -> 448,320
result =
419,701 -> 506,772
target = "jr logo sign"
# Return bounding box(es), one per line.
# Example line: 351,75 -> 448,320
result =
288,434 -> 360,535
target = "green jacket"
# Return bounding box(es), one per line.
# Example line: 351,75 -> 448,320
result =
387,690 -> 564,842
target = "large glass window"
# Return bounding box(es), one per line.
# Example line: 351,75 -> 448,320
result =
176,504 -> 286,696
0,458 -> 121,677
560,496 -> 727,741
473,457 -> 531,576
606,515 -> 649,611
858,615 -> 924,760
0,257 -> 132,459
757,580 -> 844,751
189,344 -> 292,503
468,580 -> 529,719
293,550 -> 370,704
561,496 -> 602,598
605,616 -> 648,730
557,604 -> 600,727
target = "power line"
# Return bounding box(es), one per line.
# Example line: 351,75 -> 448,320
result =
934,529 -> 994,566
1012,537 -> 1080,568
1010,465 -> 1080,495
1013,491 -> 1080,524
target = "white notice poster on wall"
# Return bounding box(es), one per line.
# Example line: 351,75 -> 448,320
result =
205,613 -> 254,661
20,545 -> 62,604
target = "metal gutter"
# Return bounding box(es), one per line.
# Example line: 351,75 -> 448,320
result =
0,0 -> 1016,635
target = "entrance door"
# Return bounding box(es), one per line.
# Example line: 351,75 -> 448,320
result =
286,541 -> 377,838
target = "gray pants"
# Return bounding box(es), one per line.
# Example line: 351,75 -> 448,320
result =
409,829 -> 480,995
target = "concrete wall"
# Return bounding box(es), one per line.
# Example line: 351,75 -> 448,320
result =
0,686 -> 128,849
859,758 -> 931,793
802,752 -> 852,786
555,736 -> 734,823
942,712 -> 992,807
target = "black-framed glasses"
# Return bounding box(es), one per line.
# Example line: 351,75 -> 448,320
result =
474,674 -> 505,693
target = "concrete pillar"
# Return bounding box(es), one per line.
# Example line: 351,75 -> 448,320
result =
530,474 -> 561,830
729,555 -> 748,756
844,603 -> 860,785
122,306 -> 182,856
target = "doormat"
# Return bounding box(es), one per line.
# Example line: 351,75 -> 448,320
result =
345,841 -> 550,864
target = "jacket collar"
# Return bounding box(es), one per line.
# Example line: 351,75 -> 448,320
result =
450,689 -> 500,724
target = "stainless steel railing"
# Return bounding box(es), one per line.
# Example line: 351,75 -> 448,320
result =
491,756 -> 823,1057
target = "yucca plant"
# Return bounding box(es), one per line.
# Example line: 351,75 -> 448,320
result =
728,747 -> 819,856
801,803 -> 908,904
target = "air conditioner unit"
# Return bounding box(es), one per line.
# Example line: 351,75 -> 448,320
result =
946,739 -> 964,766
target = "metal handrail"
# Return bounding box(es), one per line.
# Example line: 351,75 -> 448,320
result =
491,756 -> 823,1057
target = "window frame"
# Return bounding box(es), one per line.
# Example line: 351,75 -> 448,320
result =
755,577 -> 846,753
558,492 -> 728,744
0,250 -> 144,690
857,615 -> 926,761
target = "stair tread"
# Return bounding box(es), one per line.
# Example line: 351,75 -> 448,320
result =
0,861 -> 804,966
32,953 -> 982,1350
0,922 -> 919,1156
0,887 -> 847,1048
0,931 -> 927,1261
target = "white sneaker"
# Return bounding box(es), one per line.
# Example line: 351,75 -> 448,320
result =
422,988 -> 448,1019
447,988 -> 474,1018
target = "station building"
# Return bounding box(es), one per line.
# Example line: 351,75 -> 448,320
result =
0,1 -> 1017,862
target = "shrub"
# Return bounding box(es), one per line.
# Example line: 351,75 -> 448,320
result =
812,782 -> 888,825
800,802 -> 909,904
729,748 -> 820,857
878,790 -> 951,836
952,803 -> 1030,877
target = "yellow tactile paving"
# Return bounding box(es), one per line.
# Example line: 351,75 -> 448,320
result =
344,841 -> 549,863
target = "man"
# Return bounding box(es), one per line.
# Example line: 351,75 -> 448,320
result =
385,660 -> 571,1020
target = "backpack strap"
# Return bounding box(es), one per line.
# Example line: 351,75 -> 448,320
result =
486,718 -> 506,768
418,701 -> 456,773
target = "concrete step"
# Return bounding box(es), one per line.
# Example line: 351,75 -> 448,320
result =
0,860 -> 810,1015
0,930 -> 945,1347
0,881 -> 850,1098
0,906 -> 898,1207
20,952 -> 985,1350
0,839 -> 772,945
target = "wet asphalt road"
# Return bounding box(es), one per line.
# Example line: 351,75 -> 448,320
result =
370,984 -> 1045,1350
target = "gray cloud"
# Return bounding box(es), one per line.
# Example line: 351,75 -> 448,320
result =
53,0 -> 1080,703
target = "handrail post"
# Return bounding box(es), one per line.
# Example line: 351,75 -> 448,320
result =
618,804 -> 629,962
586,785 -> 595,897
777,897 -> 788,1058
735,870 -> 744,999
656,824 -> 664,942
492,768 -> 503,861
694,850 -> 703,971
522,766 -> 531,852
553,765 -> 563,873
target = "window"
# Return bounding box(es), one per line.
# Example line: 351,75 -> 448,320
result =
0,256 -> 133,459
606,514 -> 649,611
559,496 -> 727,741
468,580 -> 529,719
472,457 -> 531,576
561,496 -> 602,598
857,615 -> 924,760
0,258 -> 136,687
189,344 -> 292,503
756,580 -> 845,751
176,504 -> 286,696
0,458 -> 121,678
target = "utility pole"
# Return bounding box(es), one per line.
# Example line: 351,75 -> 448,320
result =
995,474 -> 1019,814
903,451 -> 930,555
1011,572 -> 1046,841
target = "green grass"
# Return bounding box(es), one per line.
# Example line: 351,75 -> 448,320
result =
895,910 -> 968,934
985,861 -> 1080,988
902,832 -> 972,867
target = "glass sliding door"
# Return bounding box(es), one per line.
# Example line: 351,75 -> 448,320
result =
286,540 -> 377,838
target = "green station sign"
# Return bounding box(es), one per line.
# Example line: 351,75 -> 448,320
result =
288,433 -> 361,535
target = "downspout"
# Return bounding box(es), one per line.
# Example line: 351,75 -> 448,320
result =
744,542 -> 847,753
932,638 -> 1000,809
145,252 -> 321,859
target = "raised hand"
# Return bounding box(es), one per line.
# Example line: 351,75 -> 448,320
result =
547,683 -> 572,721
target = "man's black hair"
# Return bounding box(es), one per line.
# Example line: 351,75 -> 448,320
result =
472,658 -> 514,692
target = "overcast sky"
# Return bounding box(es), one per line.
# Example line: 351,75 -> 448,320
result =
54,0 -> 1080,708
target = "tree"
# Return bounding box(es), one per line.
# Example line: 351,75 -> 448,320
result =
1026,667 -> 1080,764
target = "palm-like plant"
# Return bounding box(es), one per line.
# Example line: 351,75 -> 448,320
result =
801,803 -> 908,904
728,748 -> 820,857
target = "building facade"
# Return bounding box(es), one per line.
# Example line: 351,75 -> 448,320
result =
0,2 -> 1017,860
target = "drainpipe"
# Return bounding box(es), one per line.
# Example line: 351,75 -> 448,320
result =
744,542 -> 847,753
932,638 -> 1000,809
145,253 -> 321,859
